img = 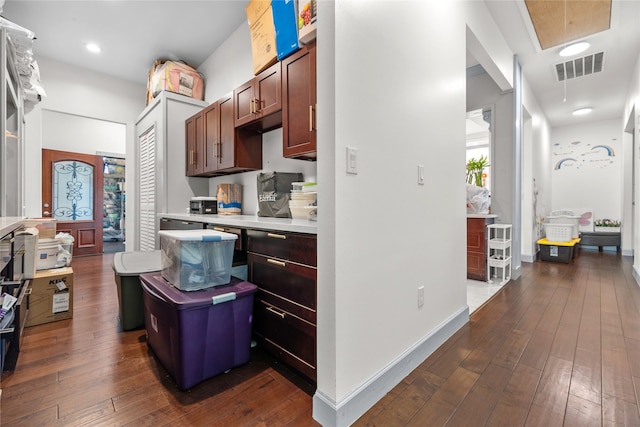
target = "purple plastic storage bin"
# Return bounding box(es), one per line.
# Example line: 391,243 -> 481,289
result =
140,273 -> 257,390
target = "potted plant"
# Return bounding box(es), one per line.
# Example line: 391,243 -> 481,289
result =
466,155 -> 490,187
594,219 -> 621,233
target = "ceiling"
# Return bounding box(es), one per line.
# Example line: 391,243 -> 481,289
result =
0,1 -> 248,86
2,1 -> 639,129
484,0 -> 640,128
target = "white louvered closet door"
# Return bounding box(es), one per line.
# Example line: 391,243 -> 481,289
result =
138,125 -> 157,251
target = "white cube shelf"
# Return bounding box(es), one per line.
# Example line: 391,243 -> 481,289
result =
487,224 -> 512,285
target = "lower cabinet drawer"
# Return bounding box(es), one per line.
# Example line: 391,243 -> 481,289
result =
253,299 -> 316,381
248,252 -> 316,323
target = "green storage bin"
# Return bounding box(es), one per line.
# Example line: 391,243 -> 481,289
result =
112,250 -> 161,331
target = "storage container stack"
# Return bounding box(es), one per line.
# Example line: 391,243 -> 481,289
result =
289,182 -> 317,220
139,229 -> 257,390
543,210 -> 580,242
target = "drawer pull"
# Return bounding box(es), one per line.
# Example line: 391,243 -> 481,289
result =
267,258 -> 286,267
25,288 -> 32,296
213,227 -> 226,232
266,306 -> 286,319
267,233 -> 286,240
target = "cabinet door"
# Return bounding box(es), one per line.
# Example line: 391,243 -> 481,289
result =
254,62 -> 282,131
218,95 -> 236,171
282,42 -> 316,159
233,62 -> 282,130
185,111 -> 204,176
185,114 -> 197,176
203,101 -> 219,173
233,80 -> 255,128
193,112 -> 204,175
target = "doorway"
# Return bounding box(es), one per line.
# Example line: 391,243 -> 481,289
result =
102,155 -> 126,254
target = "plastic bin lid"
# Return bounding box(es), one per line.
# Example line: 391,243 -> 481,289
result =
158,229 -> 237,242
191,196 -> 217,201
112,250 -> 162,275
139,273 -> 257,310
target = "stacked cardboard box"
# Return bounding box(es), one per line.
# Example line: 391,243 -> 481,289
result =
27,267 -> 73,327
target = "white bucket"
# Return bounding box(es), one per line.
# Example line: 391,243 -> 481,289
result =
36,238 -> 60,270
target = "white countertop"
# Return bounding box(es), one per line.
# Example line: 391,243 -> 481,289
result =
467,214 -> 498,219
160,213 -> 318,234
0,217 -> 25,237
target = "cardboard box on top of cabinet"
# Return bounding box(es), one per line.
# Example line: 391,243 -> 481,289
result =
217,184 -> 243,215
246,0 -> 278,75
26,267 -> 73,327
298,0 -> 317,44
272,0 -> 299,61
146,60 -> 204,105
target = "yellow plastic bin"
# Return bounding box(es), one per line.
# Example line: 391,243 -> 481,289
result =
537,238 -> 580,263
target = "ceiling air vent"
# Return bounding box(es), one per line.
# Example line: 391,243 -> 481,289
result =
555,51 -> 605,82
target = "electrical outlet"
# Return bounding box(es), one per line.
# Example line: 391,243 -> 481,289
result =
418,286 -> 424,308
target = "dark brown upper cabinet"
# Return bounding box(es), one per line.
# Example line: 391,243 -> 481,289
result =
234,62 -> 282,132
185,110 -> 204,176
187,94 -> 263,177
282,42 -> 316,160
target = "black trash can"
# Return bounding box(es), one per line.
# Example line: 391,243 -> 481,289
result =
112,250 -> 161,331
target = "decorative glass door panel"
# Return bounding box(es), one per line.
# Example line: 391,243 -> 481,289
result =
42,149 -> 103,256
52,160 -> 95,221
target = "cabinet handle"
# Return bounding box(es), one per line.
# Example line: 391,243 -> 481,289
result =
250,98 -> 255,114
267,232 -> 286,240
266,306 -> 286,319
213,227 -> 226,232
267,258 -> 286,267
254,97 -> 262,113
25,288 -> 32,295
309,105 -> 316,132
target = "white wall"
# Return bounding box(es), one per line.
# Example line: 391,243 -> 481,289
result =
314,1 -> 503,424
23,57 -> 145,249
521,78 -> 552,262
551,119 -> 623,222
197,23 -> 317,215
41,110 -> 125,154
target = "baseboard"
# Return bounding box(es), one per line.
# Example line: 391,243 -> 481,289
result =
622,248 -> 633,257
633,265 -> 640,287
312,307 -> 469,426
521,253 -> 536,263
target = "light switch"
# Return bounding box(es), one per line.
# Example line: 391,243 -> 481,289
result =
418,164 -> 425,185
347,146 -> 358,174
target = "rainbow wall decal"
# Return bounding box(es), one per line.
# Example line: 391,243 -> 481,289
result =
592,145 -> 615,156
554,158 -> 577,170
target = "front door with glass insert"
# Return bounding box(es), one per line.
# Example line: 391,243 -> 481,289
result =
42,149 -> 103,256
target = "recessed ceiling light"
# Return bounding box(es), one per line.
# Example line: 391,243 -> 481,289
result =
559,41 -> 590,57
572,107 -> 592,116
86,43 -> 101,53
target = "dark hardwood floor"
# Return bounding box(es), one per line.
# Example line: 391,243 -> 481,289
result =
2,247 -> 639,426
0,253 -> 318,426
